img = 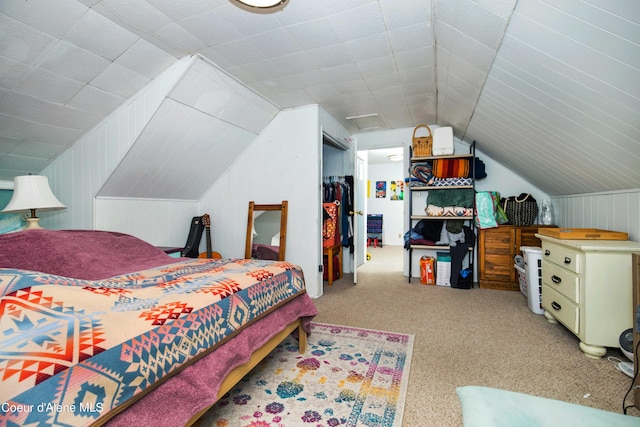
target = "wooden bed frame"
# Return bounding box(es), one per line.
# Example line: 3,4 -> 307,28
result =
186,318 -> 307,426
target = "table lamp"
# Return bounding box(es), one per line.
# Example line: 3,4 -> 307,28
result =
1,175 -> 66,229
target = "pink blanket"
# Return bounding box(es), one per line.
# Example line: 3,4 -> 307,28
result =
0,229 -> 178,279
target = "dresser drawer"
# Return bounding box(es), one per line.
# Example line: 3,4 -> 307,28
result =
542,242 -> 581,274
542,260 -> 580,303
542,285 -> 579,335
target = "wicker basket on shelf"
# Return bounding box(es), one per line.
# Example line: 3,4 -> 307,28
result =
412,124 -> 433,157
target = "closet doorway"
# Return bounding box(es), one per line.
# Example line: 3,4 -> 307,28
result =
359,146 -> 405,275
321,132 -> 362,285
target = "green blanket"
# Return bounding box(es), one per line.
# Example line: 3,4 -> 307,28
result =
427,188 -> 474,208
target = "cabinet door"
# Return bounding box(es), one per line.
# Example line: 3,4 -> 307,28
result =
479,226 -> 516,283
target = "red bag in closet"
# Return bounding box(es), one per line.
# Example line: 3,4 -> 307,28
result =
322,202 -> 340,247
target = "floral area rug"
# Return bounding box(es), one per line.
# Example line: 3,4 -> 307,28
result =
199,322 -> 414,427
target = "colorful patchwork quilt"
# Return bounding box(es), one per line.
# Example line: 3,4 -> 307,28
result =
0,258 -> 307,426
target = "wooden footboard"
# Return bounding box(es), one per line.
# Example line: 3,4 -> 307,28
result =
186,318 -> 307,426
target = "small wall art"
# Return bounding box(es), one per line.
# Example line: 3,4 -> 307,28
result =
390,180 -> 404,200
376,181 -> 386,198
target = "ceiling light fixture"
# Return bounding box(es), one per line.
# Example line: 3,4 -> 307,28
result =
235,0 -> 286,8
345,113 -> 387,131
388,154 -> 403,162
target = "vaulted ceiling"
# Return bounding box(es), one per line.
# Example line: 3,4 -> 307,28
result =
0,0 -> 638,196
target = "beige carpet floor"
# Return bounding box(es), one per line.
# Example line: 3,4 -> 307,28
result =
313,245 -> 640,426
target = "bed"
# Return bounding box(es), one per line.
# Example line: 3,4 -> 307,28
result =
0,229 -> 318,426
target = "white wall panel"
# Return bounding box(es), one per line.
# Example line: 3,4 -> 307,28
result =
200,106 -> 322,298
552,189 -> 640,242
39,56 -> 192,230
94,197 -> 198,247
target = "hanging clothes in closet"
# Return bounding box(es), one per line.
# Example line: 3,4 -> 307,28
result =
323,176 -> 354,252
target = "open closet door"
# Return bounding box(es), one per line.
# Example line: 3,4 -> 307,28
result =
352,145 -> 365,284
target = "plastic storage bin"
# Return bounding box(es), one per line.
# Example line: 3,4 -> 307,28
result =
520,246 -> 543,315
436,252 -> 451,287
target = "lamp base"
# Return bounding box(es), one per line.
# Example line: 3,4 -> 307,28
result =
25,217 -> 42,229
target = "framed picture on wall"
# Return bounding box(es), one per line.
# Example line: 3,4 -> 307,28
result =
390,180 -> 404,200
376,181 -> 386,198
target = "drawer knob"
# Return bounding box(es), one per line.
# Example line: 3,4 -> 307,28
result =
551,275 -> 562,284
564,257 -> 571,264
544,250 -> 550,256
551,301 -> 562,311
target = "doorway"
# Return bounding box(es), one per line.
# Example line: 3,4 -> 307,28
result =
359,146 -> 405,276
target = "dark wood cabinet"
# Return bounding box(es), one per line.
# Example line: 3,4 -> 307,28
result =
478,225 -> 556,290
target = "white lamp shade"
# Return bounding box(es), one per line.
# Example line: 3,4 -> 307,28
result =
236,0 -> 285,8
1,175 -> 65,214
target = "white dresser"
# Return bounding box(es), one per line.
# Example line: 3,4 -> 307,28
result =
536,234 -> 640,358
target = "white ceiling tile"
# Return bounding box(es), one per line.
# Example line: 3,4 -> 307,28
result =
365,71 -> 404,88
14,67 -> 84,104
329,2 -> 387,42
274,1 -> 330,26
0,55 -> 30,89
304,83 -> 342,103
211,3 -> 283,38
211,39 -> 268,66
177,10 -> 244,46
196,47 -> 235,69
290,70 -> 331,87
439,70 -> 481,100
247,28 -> 301,58
0,136 -> 21,154
232,60 -> 283,83
147,0 -> 213,21
0,0 -> 87,38
305,44 -> 353,69
10,139 -> 63,159
39,41 -> 111,82
395,46 -> 434,71
0,113 -> 81,145
379,0 -> 431,30
437,47 -> 487,88
333,79 -> 370,94
90,62 -> 151,98
355,55 -> 397,79
321,63 -> 362,84
92,0 -> 172,35
344,32 -> 392,62
0,153 -> 50,172
0,92 -> 100,130
400,65 -> 435,84
150,23 -> 207,53
65,9 -> 139,61
270,51 -> 316,75
440,0 -> 508,51
286,17 -> 342,50
115,39 -> 177,79
473,0 -> 518,19
67,84 -> 125,115
0,13 -> 57,64
254,76 -> 300,92
387,23 -> 434,53
269,89 -> 315,107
